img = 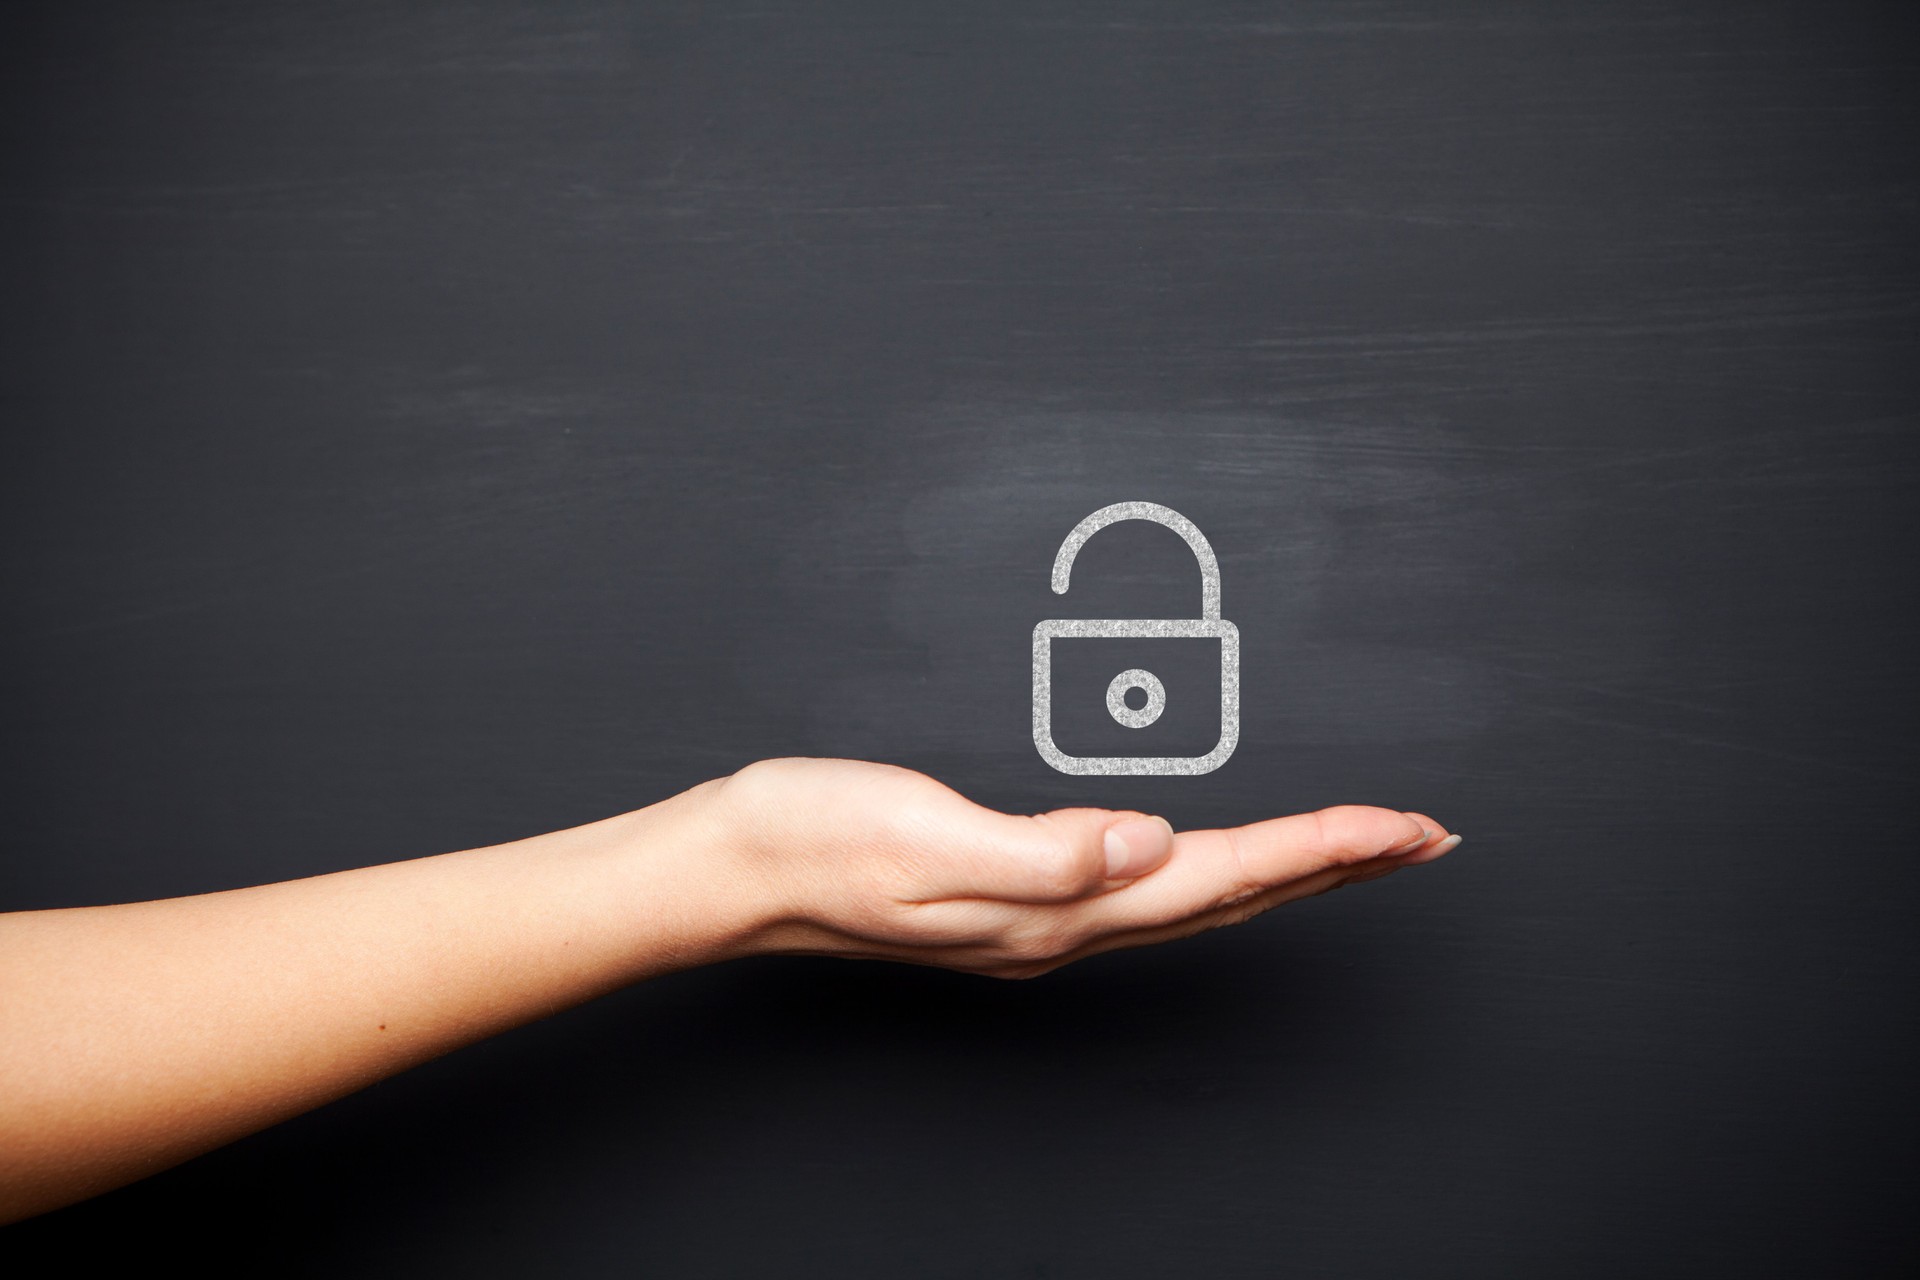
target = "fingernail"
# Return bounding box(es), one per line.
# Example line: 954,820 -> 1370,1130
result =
1391,826 -> 1433,852
1104,816 -> 1174,879
1405,833 -> 1463,864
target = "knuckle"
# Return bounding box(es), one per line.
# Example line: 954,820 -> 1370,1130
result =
1306,805 -> 1390,869
1001,919 -> 1076,964
1216,827 -> 1265,906
1301,808 -> 1338,868
1210,895 -> 1275,932
1208,880 -> 1264,916
1026,836 -> 1099,900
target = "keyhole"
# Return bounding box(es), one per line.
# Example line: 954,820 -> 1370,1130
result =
1106,669 -> 1166,729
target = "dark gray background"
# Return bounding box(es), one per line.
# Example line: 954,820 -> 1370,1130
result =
4,2 -> 1916,1275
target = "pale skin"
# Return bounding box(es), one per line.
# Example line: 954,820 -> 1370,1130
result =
0,757 -> 1459,1223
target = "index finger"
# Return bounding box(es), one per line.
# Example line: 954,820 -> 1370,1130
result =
1062,805 -> 1447,936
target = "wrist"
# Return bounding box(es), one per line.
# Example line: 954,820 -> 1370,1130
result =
587,774 -> 785,977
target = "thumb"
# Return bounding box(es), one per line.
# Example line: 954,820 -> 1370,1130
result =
929,806 -> 1176,904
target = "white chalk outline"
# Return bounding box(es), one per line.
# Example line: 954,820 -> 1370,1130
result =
1032,502 -> 1240,776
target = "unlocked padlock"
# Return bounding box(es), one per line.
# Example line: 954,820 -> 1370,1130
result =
1031,502 -> 1240,776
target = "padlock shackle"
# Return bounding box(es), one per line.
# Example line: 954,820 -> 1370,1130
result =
1050,501 -> 1222,621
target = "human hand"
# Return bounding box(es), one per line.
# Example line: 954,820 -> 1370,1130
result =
700,758 -> 1459,979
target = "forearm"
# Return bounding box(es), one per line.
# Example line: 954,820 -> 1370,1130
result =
0,778 -> 753,1223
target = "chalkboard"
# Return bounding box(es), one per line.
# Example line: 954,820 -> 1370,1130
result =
4,2 -> 1916,1275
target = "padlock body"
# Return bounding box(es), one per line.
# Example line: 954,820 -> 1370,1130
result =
1032,618 -> 1239,776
